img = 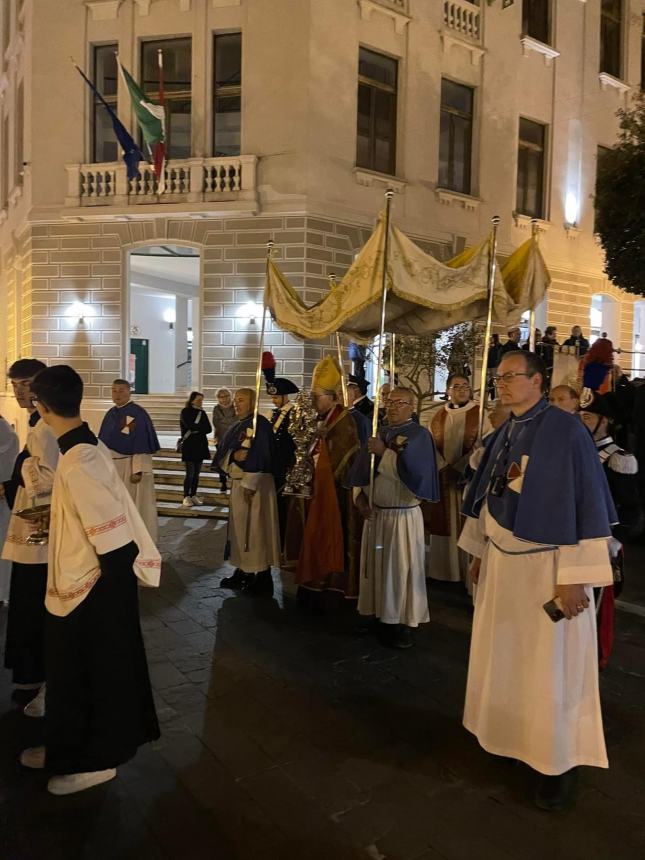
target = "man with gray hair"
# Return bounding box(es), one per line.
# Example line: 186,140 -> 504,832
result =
347,387 -> 439,648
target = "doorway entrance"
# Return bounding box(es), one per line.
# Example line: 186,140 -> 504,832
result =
128,244 -> 200,395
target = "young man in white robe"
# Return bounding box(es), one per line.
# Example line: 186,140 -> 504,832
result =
459,350 -> 616,811
2,359 -> 59,719
19,365 -> 161,796
214,388 -> 281,596
348,388 -> 439,649
98,379 -> 160,543
426,374 -> 490,585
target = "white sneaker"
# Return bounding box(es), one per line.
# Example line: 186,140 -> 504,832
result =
48,768 -> 117,796
182,496 -> 194,507
20,746 -> 46,769
191,495 -> 203,506
24,683 -> 46,718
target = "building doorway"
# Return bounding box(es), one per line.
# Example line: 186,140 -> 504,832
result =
590,294 -> 618,345
127,244 -> 200,395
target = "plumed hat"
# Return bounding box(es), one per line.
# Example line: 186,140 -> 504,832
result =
579,388 -> 613,418
262,350 -> 298,396
312,356 -> 342,395
348,374 -> 369,396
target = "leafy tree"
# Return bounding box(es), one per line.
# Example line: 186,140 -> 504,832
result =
595,91 -> 645,297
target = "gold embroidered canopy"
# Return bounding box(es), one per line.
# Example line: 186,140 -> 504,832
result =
265,216 -> 550,341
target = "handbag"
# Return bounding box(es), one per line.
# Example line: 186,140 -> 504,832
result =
176,411 -> 203,453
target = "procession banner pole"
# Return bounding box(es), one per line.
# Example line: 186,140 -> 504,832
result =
478,215 -> 501,440
369,189 -> 395,510
389,333 -> 396,386
252,241 -> 274,439
529,218 -> 539,351
329,273 -> 349,407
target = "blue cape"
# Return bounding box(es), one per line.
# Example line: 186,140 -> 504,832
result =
214,413 -> 277,475
349,408 -> 371,445
346,419 -> 440,501
98,402 -> 160,455
462,401 -> 616,545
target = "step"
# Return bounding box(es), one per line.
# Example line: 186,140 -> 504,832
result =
154,448 -> 215,460
156,489 -> 230,507
154,473 -> 223,489
157,502 -> 228,520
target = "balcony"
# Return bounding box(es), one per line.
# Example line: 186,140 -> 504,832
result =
443,0 -> 481,42
64,155 -> 258,213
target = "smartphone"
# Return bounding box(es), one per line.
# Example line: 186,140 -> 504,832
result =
543,597 -> 565,623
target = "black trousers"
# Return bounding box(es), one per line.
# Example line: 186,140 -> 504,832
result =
45,542 -> 159,775
4,562 -> 47,685
183,460 -> 202,497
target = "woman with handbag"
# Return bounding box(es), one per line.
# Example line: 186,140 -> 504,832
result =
179,392 -> 212,507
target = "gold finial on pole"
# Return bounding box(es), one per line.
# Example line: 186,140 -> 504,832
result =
369,189 -> 395,510
251,240 -> 274,439
478,216 -> 501,440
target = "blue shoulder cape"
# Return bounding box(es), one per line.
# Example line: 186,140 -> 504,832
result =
462,403 -> 616,545
349,408 -> 371,445
98,402 -> 160,455
346,420 -> 440,501
214,414 -> 277,475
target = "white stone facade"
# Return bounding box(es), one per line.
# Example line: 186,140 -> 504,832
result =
1,0 -> 644,425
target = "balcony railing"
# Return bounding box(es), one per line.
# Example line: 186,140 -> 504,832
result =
65,155 -> 257,207
443,0 -> 481,42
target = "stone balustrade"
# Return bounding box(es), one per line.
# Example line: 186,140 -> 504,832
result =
443,0 -> 481,42
65,155 -> 257,208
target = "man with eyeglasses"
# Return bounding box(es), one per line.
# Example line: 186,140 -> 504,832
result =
425,373 -> 490,587
1,359 -> 59,718
458,351 -> 616,811
347,388 -> 439,649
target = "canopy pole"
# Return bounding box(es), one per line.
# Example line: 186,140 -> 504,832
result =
252,241 -> 274,438
336,333 -> 348,406
478,216 -> 501,440
369,189 -> 395,510
529,219 -> 539,351
389,333 -> 396,387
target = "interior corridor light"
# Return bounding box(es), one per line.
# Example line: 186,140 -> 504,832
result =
163,308 -> 176,330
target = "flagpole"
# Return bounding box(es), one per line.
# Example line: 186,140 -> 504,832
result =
252,241 -> 274,439
156,49 -> 166,195
478,215 -> 501,440
368,189 -> 394,511
529,218 -> 539,351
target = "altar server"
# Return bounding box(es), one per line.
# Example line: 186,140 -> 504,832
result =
98,379 -> 160,542
19,365 -> 160,796
459,351 -> 616,811
348,387 -> 439,648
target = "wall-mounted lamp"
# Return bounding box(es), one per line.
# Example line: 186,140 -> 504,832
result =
163,308 -> 176,330
67,301 -> 93,326
238,301 -> 264,325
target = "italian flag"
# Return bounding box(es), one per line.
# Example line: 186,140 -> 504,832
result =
118,53 -> 166,194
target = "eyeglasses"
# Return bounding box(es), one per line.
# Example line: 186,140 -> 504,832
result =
493,372 -> 532,384
448,384 -> 471,392
385,399 -> 412,408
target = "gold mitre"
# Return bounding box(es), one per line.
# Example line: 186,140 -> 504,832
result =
312,355 -> 341,395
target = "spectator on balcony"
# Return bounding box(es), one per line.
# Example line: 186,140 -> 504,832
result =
179,392 -> 212,508
211,388 -> 236,493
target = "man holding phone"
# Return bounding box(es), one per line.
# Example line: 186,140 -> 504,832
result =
458,351 -> 616,812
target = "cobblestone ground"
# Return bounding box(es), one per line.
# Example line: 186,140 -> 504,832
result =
1,517 -> 644,860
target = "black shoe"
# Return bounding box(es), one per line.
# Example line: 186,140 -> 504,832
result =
243,568 -> 274,596
389,624 -> 414,650
220,569 -> 247,589
534,768 -> 579,812
355,616 -> 379,636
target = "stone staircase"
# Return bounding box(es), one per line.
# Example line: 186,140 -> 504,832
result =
153,447 -> 229,521
137,395 -> 188,433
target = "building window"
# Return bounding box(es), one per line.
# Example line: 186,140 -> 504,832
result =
516,118 -> 547,219
141,38 -> 192,160
600,0 -> 623,78
356,47 -> 397,176
522,0 -> 550,45
92,44 -> 118,163
594,145 -> 611,232
438,79 -> 473,195
213,33 -> 241,157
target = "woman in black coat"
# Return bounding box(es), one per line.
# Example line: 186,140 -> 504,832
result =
179,391 -> 212,507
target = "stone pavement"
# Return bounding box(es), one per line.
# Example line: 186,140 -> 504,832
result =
1,517 -> 644,860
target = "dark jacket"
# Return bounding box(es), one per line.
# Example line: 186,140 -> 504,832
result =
180,407 -> 212,462
562,335 -> 590,357
212,404 -> 236,442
